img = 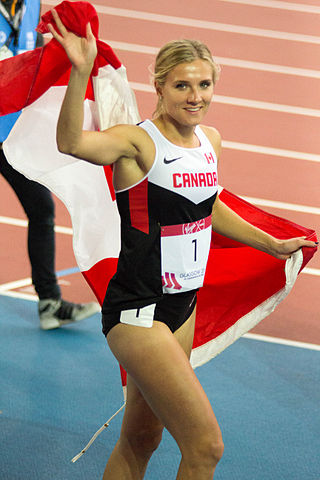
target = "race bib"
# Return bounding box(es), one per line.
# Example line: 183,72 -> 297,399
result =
161,215 -> 212,293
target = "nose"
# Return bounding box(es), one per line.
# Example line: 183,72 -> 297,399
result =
187,87 -> 202,104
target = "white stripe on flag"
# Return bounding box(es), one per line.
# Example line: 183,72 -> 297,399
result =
4,85 -> 121,271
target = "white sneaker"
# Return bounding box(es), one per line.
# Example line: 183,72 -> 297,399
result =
39,298 -> 100,330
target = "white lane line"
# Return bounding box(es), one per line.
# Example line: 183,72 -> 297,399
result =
219,0 -> 320,15
222,141 -> 320,163
0,266 -> 316,293
131,79 -> 320,160
0,290 -> 38,301
215,95 -> 320,117
244,333 -> 320,351
92,6 -> 320,45
0,292 -> 319,348
106,39 -> 320,79
105,39 -> 157,55
0,216 -> 27,228
240,195 -> 320,215
0,215 -> 73,234
1,193 -> 319,224
303,267 -> 320,276
0,278 -> 32,291
42,1 -> 320,45
215,56 -> 320,79
130,81 -> 320,118
1,199 -> 319,231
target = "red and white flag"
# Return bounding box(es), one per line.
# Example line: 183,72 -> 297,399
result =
1,0 -> 138,305
1,1 -> 317,372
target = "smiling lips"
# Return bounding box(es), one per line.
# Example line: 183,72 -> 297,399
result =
184,106 -> 203,113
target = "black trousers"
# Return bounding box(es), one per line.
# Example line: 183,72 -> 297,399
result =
0,148 -> 61,300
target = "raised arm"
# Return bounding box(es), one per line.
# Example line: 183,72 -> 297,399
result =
48,9 -> 138,166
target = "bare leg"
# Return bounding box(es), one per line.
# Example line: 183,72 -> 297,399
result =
103,375 -> 164,479
103,309 -> 196,479
104,308 -> 223,479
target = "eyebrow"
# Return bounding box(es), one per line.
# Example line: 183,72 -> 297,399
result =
173,78 -> 212,83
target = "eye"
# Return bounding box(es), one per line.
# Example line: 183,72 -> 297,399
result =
175,82 -> 187,90
200,80 -> 212,89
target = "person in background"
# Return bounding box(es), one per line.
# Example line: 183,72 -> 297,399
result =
0,0 -> 100,329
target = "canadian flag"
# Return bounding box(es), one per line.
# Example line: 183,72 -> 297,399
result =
1,2 -> 317,372
1,0 -> 137,306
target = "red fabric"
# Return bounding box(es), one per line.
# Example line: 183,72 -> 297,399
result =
83,188 -> 317,351
128,177 -> 150,234
0,0 -> 121,115
82,258 -> 118,305
37,1 -> 100,38
161,216 -> 212,236
1,1 -> 317,388
194,189 -> 317,349
103,166 -> 116,202
37,1 -> 121,74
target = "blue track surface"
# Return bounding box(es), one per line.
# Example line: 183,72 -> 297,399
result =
1,295 -> 319,479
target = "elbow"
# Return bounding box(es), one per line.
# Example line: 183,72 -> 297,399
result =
56,136 -> 78,157
57,143 -> 69,155
57,143 -> 75,156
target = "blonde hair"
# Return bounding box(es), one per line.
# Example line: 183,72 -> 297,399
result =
153,39 -> 221,117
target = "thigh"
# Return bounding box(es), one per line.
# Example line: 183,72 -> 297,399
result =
0,149 -> 54,220
119,306 -> 197,436
107,307 -> 221,447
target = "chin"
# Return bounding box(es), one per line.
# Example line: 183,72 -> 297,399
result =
168,111 -> 204,127
184,115 -> 205,126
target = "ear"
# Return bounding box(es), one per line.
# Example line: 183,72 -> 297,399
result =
154,81 -> 163,98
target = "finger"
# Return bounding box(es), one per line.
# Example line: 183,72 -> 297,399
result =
86,22 -> 97,50
47,22 -> 64,43
51,8 -> 68,36
292,237 -> 318,247
86,22 -> 94,39
304,241 -> 318,248
291,240 -> 318,251
296,236 -> 318,247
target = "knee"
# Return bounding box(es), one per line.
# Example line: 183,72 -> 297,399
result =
198,433 -> 224,466
124,424 -> 163,458
211,437 -> 224,465
183,430 -> 224,469
26,193 -> 55,225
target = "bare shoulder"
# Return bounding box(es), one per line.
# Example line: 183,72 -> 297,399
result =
200,125 -> 221,158
102,123 -> 153,152
104,123 -> 155,174
200,125 -> 221,142
87,123 -> 154,168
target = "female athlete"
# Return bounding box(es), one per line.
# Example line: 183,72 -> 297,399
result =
49,10 -> 317,479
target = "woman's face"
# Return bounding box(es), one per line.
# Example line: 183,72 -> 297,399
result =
158,59 -> 214,128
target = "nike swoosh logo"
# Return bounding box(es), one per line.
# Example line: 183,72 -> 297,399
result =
163,156 -> 183,164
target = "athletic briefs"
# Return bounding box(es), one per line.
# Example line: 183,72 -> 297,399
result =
102,288 -> 198,336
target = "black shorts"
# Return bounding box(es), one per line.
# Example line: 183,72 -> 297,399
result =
102,289 -> 197,337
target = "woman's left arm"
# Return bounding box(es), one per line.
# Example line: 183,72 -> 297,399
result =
211,195 -> 317,260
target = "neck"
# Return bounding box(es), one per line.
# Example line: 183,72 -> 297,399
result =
153,115 -> 200,148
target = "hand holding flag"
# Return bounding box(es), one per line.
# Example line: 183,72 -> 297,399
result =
271,236 -> 318,260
